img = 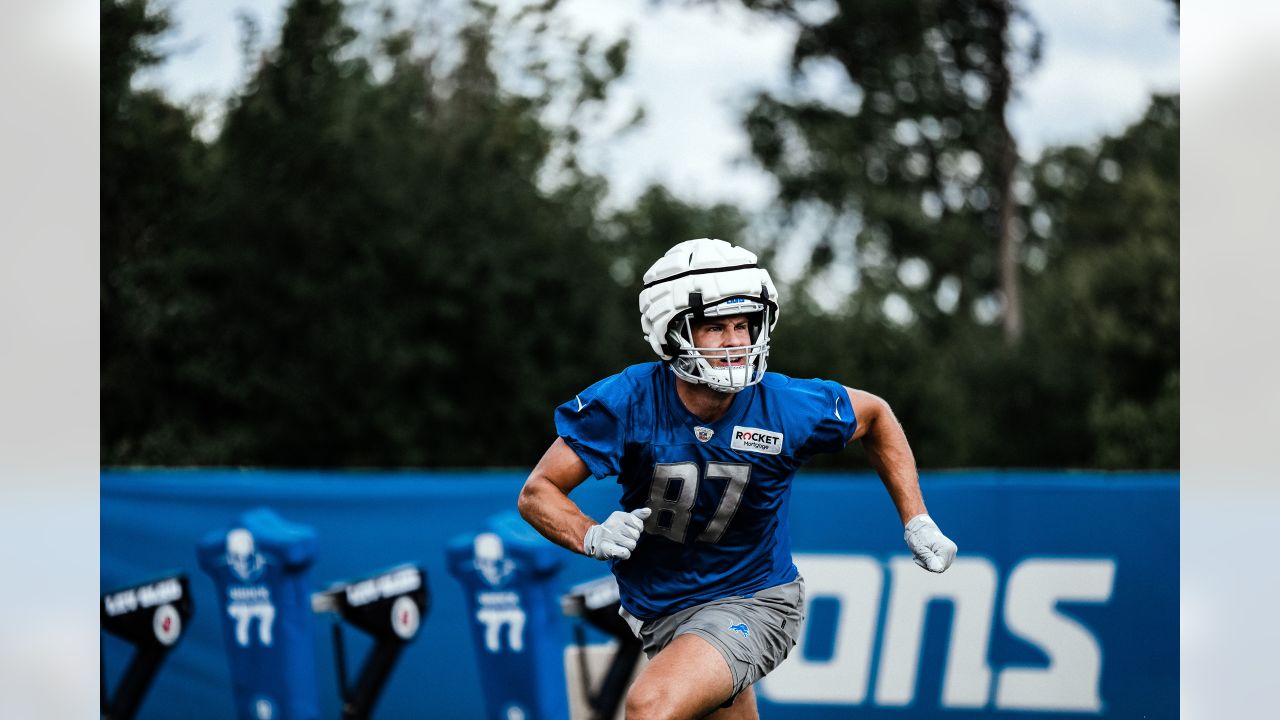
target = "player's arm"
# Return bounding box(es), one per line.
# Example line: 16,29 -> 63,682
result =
518,438 -> 595,553
845,387 -> 926,523
517,438 -> 650,560
845,387 -> 957,572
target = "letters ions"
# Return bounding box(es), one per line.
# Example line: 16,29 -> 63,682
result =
759,554 -> 1116,713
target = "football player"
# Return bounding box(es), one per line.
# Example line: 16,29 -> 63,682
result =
518,238 -> 957,719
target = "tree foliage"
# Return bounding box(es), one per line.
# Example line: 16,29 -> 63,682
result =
773,95 -> 1178,470
102,0 -> 1175,470
102,0 -> 209,461
740,0 -> 1040,341
1022,96 -> 1179,467
729,0 -> 1175,468
103,0 -> 700,466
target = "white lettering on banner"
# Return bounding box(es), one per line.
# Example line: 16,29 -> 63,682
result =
227,586 -> 276,647
761,556 -> 882,704
476,591 -> 526,652
758,554 -> 1117,713
995,558 -> 1115,712
875,557 -> 996,708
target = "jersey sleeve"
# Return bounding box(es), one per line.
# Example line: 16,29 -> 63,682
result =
794,379 -> 859,462
554,373 -> 633,479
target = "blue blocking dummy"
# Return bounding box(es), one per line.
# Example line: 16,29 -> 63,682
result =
197,508 -> 320,720
447,511 -> 569,720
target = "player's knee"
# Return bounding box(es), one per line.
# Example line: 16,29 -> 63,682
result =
624,681 -> 672,720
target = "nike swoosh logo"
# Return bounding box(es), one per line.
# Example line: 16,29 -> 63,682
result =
576,395 -> 584,411
834,396 -> 843,421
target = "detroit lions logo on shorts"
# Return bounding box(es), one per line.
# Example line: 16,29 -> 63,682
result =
728,622 -> 750,637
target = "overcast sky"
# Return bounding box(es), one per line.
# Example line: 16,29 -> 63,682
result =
144,0 -> 1179,211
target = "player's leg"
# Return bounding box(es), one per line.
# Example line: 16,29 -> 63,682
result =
624,633 -> 737,720
624,578 -> 804,720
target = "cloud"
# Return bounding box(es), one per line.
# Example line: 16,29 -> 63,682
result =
1012,50 -> 1178,156
564,0 -> 795,210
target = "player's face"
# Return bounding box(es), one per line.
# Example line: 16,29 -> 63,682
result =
690,314 -> 753,367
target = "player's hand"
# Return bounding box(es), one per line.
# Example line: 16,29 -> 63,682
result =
583,508 -> 652,561
904,514 -> 957,573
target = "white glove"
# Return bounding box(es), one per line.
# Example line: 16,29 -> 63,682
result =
904,514 -> 957,573
583,508 -> 652,561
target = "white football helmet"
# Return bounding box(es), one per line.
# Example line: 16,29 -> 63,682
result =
639,238 -> 779,393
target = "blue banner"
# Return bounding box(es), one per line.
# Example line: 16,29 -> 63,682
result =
101,470 -> 1176,719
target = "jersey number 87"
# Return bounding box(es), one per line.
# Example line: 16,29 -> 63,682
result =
645,462 -> 752,544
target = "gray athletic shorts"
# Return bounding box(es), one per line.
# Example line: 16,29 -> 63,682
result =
619,577 -> 806,698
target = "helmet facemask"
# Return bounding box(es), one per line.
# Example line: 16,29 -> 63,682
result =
665,296 -> 773,394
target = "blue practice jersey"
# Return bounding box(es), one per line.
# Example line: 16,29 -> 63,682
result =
555,362 -> 858,620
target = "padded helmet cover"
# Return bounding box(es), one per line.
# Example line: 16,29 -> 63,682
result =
638,239 -> 779,392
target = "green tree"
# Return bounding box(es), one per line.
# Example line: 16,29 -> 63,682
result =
729,1 -> 1176,469
1022,95 -> 1179,467
101,0 -> 751,468
602,185 -> 748,290
101,0 -> 209,461
740,0 -> 1041,343
146,0 -> 631,466
102,1 -> 1175,470
755,95 -> 1178,470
